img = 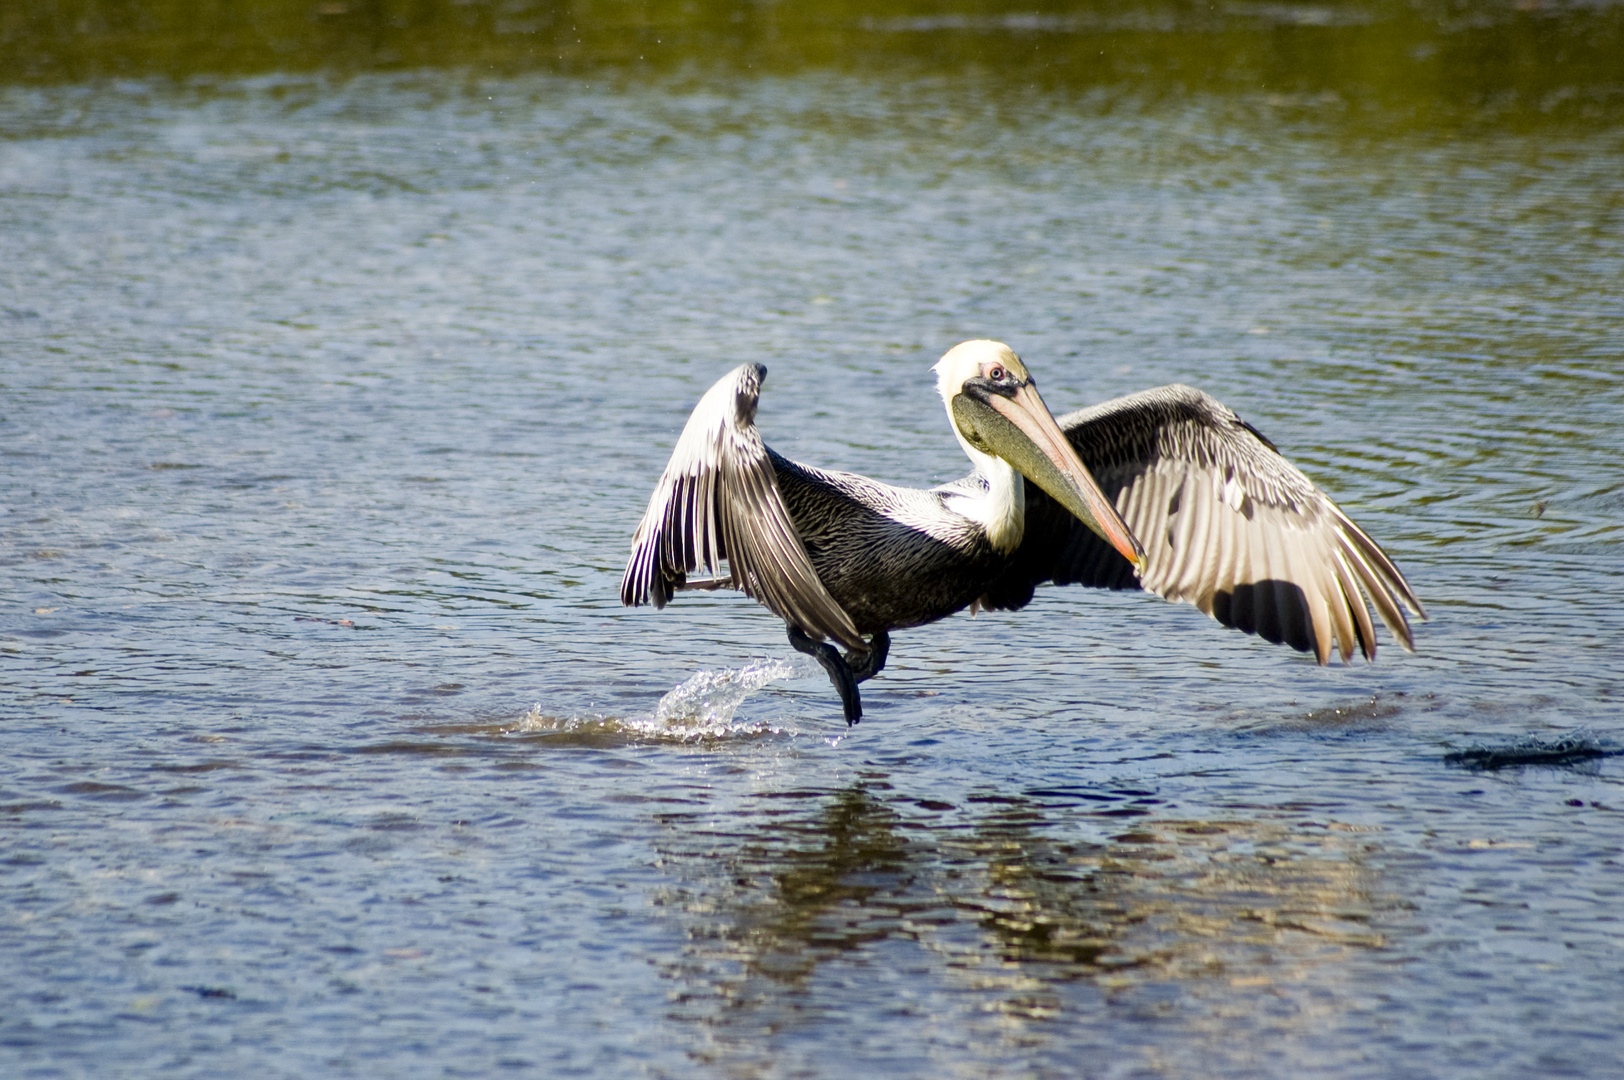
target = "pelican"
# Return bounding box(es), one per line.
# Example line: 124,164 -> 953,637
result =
622,340 -> 1425,724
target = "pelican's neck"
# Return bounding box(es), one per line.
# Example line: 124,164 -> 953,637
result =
933,343 -> 1031,555
950,427 -> 1026,555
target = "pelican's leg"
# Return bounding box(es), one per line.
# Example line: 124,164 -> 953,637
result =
845,631 -> 890,684
786,625 -> 862,726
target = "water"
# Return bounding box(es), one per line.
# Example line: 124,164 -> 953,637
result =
4,30 -> 1624,1080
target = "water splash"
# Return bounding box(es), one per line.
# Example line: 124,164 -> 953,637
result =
508,657 -> 820,742
652,657 -> 817,735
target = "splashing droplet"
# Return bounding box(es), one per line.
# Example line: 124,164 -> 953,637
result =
507,657 -> 820,742
653,657 -> 818,736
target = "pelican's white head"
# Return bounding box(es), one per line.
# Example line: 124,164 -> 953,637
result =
933,340 -> 1027,479
933,340 -> 1025,415
931,340 -> 1147,568
930,341 -> 1029,551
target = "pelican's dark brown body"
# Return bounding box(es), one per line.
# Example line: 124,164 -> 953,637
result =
769,450 -> 1006,636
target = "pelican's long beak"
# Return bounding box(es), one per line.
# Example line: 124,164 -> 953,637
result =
953,382 -> 1147,573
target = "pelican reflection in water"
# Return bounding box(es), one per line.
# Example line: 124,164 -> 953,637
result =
622,340 -> 1424,723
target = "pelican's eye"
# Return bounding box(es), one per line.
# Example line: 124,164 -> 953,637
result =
987,365 -> 1006,381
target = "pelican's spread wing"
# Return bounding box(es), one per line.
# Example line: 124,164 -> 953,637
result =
1029,385 -> 1425,663
620,363 -> 864,650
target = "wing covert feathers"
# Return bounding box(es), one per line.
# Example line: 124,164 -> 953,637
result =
1052,385 -> 1426,663
620,363 -> 864,651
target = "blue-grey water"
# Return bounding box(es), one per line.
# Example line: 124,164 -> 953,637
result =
3,68 -> 1623,1079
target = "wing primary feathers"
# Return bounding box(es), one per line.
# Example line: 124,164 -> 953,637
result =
1253,528 -> 1283,646
621,364 -> 863,651
1035,383 -> 1425,663
1302,552 -> 1335,665
1275,534 -> 1313,655
1331,548 -> 1379,660
1338,530 -> 1414,654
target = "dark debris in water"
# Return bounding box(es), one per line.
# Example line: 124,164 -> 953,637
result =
1443,735 -> 1616,771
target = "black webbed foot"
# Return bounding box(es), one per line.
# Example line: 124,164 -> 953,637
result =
787,625 -> 862,725
845,631 -> 890,684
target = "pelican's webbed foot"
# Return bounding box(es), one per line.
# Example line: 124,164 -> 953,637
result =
787,625 -> 863,726
846,631 -> 889,684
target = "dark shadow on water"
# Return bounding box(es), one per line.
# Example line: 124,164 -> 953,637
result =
1444,733 -> 1617,771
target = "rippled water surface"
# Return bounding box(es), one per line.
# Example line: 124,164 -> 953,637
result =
4,54 -> 1623,1079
